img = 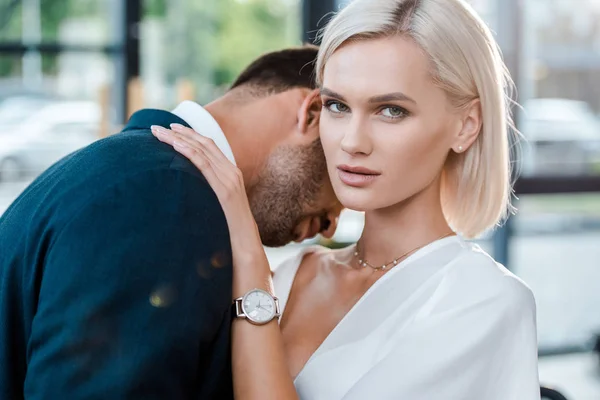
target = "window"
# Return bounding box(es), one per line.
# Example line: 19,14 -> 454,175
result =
518,0 -> 600,177
139,0 -> 302,109
0,0 -> 303,213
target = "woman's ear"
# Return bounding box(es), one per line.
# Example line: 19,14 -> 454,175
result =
298,89 -> 322,136
453,99 -> 482,154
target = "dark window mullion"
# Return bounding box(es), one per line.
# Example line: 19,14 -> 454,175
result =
0,42 -> 123,55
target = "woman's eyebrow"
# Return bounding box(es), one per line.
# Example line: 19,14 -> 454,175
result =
320,88 -> 416,104
368,92 -> 416,104
320,88 -> 347,102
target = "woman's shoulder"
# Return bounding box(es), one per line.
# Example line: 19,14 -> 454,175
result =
271,244 -> 339,310
449,240 -> 536,310
414,239 -> 537,329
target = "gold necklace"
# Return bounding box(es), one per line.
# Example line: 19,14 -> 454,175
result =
354,232 -> 456,271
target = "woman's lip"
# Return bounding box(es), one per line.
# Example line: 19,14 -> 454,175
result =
337,164 -> 380,175
337,168 -> 379,187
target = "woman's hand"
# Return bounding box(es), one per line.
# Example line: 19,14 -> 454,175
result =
151,123 -> 261,254
150,123 -> 271,295
151,124 -> 248,218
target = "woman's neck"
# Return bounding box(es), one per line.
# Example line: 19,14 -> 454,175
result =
357,182 -> 454,268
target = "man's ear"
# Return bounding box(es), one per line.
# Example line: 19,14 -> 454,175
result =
298,89 -> 322,136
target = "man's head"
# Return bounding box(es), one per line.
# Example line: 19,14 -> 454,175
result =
214,46 -> 342,247
230,45 -> 319,95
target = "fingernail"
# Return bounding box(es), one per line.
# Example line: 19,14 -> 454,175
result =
151,125 -> 169,135
173,140 -> 188,149
170,123 -> 185,131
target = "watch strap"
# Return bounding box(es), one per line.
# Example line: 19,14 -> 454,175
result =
231,297 -> 243,321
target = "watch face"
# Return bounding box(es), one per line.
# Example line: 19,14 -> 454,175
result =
242,289 -> 276,324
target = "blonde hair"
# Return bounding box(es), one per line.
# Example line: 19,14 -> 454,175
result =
316,0 -> 516,239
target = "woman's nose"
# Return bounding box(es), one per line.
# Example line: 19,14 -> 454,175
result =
340,118 -> 372,156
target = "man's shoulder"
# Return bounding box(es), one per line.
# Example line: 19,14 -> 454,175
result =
62,160 -> 217,222
53,129 -> 206,193
0,131 -> 216,235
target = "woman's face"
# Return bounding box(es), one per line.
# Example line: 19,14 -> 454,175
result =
319,36 -> 462,212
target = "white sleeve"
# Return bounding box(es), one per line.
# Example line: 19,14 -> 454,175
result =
343,275 -> 540,400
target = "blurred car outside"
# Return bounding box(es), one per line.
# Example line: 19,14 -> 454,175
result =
520,98 -> 600,176
0,100 -> 101,182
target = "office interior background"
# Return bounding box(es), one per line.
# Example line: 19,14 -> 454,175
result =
0,0 -> 599,398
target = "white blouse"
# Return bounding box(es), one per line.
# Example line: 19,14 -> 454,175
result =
272,236 -> 540,400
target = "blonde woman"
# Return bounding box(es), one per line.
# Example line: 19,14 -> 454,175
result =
153,0 -> 539,398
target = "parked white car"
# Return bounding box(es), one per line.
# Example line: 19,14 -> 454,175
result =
520,98 -> 600,175
0,96 -> 54,127
0,101 -> 100,182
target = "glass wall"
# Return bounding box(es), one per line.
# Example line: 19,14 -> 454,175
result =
0,0 -> 119,204
518,0 -> 600,177
138,0 -> 301,109
511,1 -> 600,396
513,194 -> 600,350
0,0 -> 302,215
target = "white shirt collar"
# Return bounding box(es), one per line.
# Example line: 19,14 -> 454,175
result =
171,100 -> 237,165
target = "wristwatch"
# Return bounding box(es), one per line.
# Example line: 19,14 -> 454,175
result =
232,288 -> 281,325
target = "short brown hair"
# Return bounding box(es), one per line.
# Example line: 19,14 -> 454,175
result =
230,45 -> 319,96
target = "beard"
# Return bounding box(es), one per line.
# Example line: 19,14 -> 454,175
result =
248,139 -> 327,247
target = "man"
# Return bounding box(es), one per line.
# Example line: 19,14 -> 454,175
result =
0,45 -> 342,399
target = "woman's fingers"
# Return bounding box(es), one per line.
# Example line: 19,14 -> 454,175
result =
169,124 -> 233,169
151,125 -> 229,171
170,139 -> 226,194
150,125 -> 177,145
150,124 -> 245,204
165,125 -> 244,190
151,127 -> 227,193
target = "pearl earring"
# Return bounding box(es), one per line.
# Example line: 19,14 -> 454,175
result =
457,145 -> 463,152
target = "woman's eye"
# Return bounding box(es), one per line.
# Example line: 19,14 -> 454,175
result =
326,101 -> 349,113
381,107 -> 406,118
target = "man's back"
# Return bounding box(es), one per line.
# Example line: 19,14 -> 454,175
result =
0,110 -> 233,399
